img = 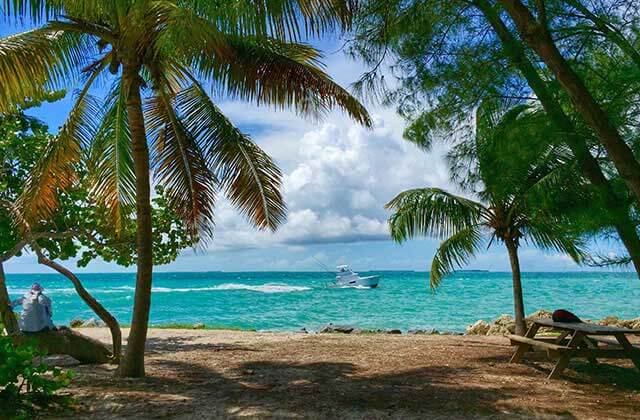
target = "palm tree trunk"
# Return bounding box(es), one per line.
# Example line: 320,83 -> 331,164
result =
34,247 -> 122,363
476,0 -> 640,276
117,67 -> 154,378
0,263 -> 19,334
498,0 -> 640,205
505,239 -> 526,336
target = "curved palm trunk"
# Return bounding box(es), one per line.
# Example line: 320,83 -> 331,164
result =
497,0 -> 640,205
505,239 -> 526,336
117,68 -> 154,378
476,0 -> 640,277
34,248 -> 122,363
0,263 -> 19,334
11,328 -> 112,364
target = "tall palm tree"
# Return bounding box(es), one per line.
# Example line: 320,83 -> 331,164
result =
385,105 -> 584,335
0,0 -> 371,377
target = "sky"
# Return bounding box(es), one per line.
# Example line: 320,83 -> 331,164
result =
0,22 -> 620,273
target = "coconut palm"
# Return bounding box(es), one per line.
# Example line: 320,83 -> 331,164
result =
385,104 -> 584,335
0,0 -> 371,377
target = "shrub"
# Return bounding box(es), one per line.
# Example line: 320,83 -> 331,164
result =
0,335 -> 74,418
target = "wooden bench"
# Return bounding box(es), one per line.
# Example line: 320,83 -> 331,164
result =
508,319 -> 640,379
507,334 -> 570,359
587,336 -> 640,350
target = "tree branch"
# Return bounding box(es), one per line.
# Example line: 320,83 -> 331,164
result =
0,230 -> 79,263
31,243 -> 122,363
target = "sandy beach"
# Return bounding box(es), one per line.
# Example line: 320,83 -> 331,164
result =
45,328 -> 640,419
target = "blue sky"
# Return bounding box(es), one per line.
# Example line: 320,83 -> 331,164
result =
1,22 -> 620,273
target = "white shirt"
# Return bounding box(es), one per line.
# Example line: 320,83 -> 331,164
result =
11,291 -> 55,332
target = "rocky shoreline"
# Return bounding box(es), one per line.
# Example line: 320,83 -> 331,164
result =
68,310 -> 640,335
465,310 -> 640,336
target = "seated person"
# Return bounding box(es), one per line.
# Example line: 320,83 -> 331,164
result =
10,283 -> 55,333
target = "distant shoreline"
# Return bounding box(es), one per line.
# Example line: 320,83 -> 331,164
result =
71,310 -> 640,336
4,270 -> 638,275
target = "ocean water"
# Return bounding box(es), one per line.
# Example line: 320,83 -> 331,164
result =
5,271 -> 640,332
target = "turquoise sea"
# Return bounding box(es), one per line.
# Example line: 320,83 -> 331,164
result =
5,271 -> 640,332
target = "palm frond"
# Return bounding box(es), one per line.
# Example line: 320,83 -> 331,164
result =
0,27 -> 92,112
182,0 -> 357,40
2,0 -> 118,23
430,226 -> 483,290
164,10 -> 370,125
386,188 -> 486,242
1,0 -> 58,22
523,221 -> 586,264
176,83 -> 286,231
146,88 -> 217,239
88,81 -> 136,235
17,61 -> 104,223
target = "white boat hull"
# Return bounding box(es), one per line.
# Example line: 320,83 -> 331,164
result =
331,265 -> 380,288
335,275 -> 379,288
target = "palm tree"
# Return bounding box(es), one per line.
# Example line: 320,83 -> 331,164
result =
385,104 -> 584,335
0,1 -> 371,377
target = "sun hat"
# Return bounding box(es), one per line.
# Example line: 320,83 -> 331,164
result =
31,283 -> 43,292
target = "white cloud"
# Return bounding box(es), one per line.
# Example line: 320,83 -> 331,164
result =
2,37 -> 591,273
206,104 -> 453,251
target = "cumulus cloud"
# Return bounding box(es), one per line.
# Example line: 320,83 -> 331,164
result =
2,36 -> 588,273
207,104 -> 454,251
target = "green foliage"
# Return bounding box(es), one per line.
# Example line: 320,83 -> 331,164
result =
73,186 -> 197,267
0,106 -> 52,255
0,101 -> 195,268
386,187 -> 484,242
0,1 -> 375,246
0,335 -> 74,418
386,102 -> 586,289
353,0 -> 640,265
350,0 -> 640,149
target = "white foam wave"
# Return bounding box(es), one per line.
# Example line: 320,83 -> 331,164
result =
210,283 -> 311,293
10,283 -> 311,295
7,288 -> 30,295
148,283 -> 310,293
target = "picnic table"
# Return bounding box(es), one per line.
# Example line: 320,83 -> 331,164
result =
507,318 -> 640,379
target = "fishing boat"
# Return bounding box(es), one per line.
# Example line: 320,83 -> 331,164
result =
328,265 -> 380,288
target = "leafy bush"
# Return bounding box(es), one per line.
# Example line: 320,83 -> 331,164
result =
0,335 -> 74,418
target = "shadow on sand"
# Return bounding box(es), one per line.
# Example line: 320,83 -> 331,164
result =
144,335 -> 258,354
58,335 -> 627,418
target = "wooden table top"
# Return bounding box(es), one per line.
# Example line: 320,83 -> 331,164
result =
533,318 -> 640,335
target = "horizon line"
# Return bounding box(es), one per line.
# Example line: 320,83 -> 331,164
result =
3,269 -> 635,275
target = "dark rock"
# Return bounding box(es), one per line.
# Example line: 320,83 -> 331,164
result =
82,318 -> 104,328
319,323 -> 356,334
69,319 -> 84,328
386,329 -> 402,335
408,328 -> 437,335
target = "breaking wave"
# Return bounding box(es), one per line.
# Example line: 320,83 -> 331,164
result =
150,283 -> 311,294
8,283 -> 311,296
210,283 -> 311,293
